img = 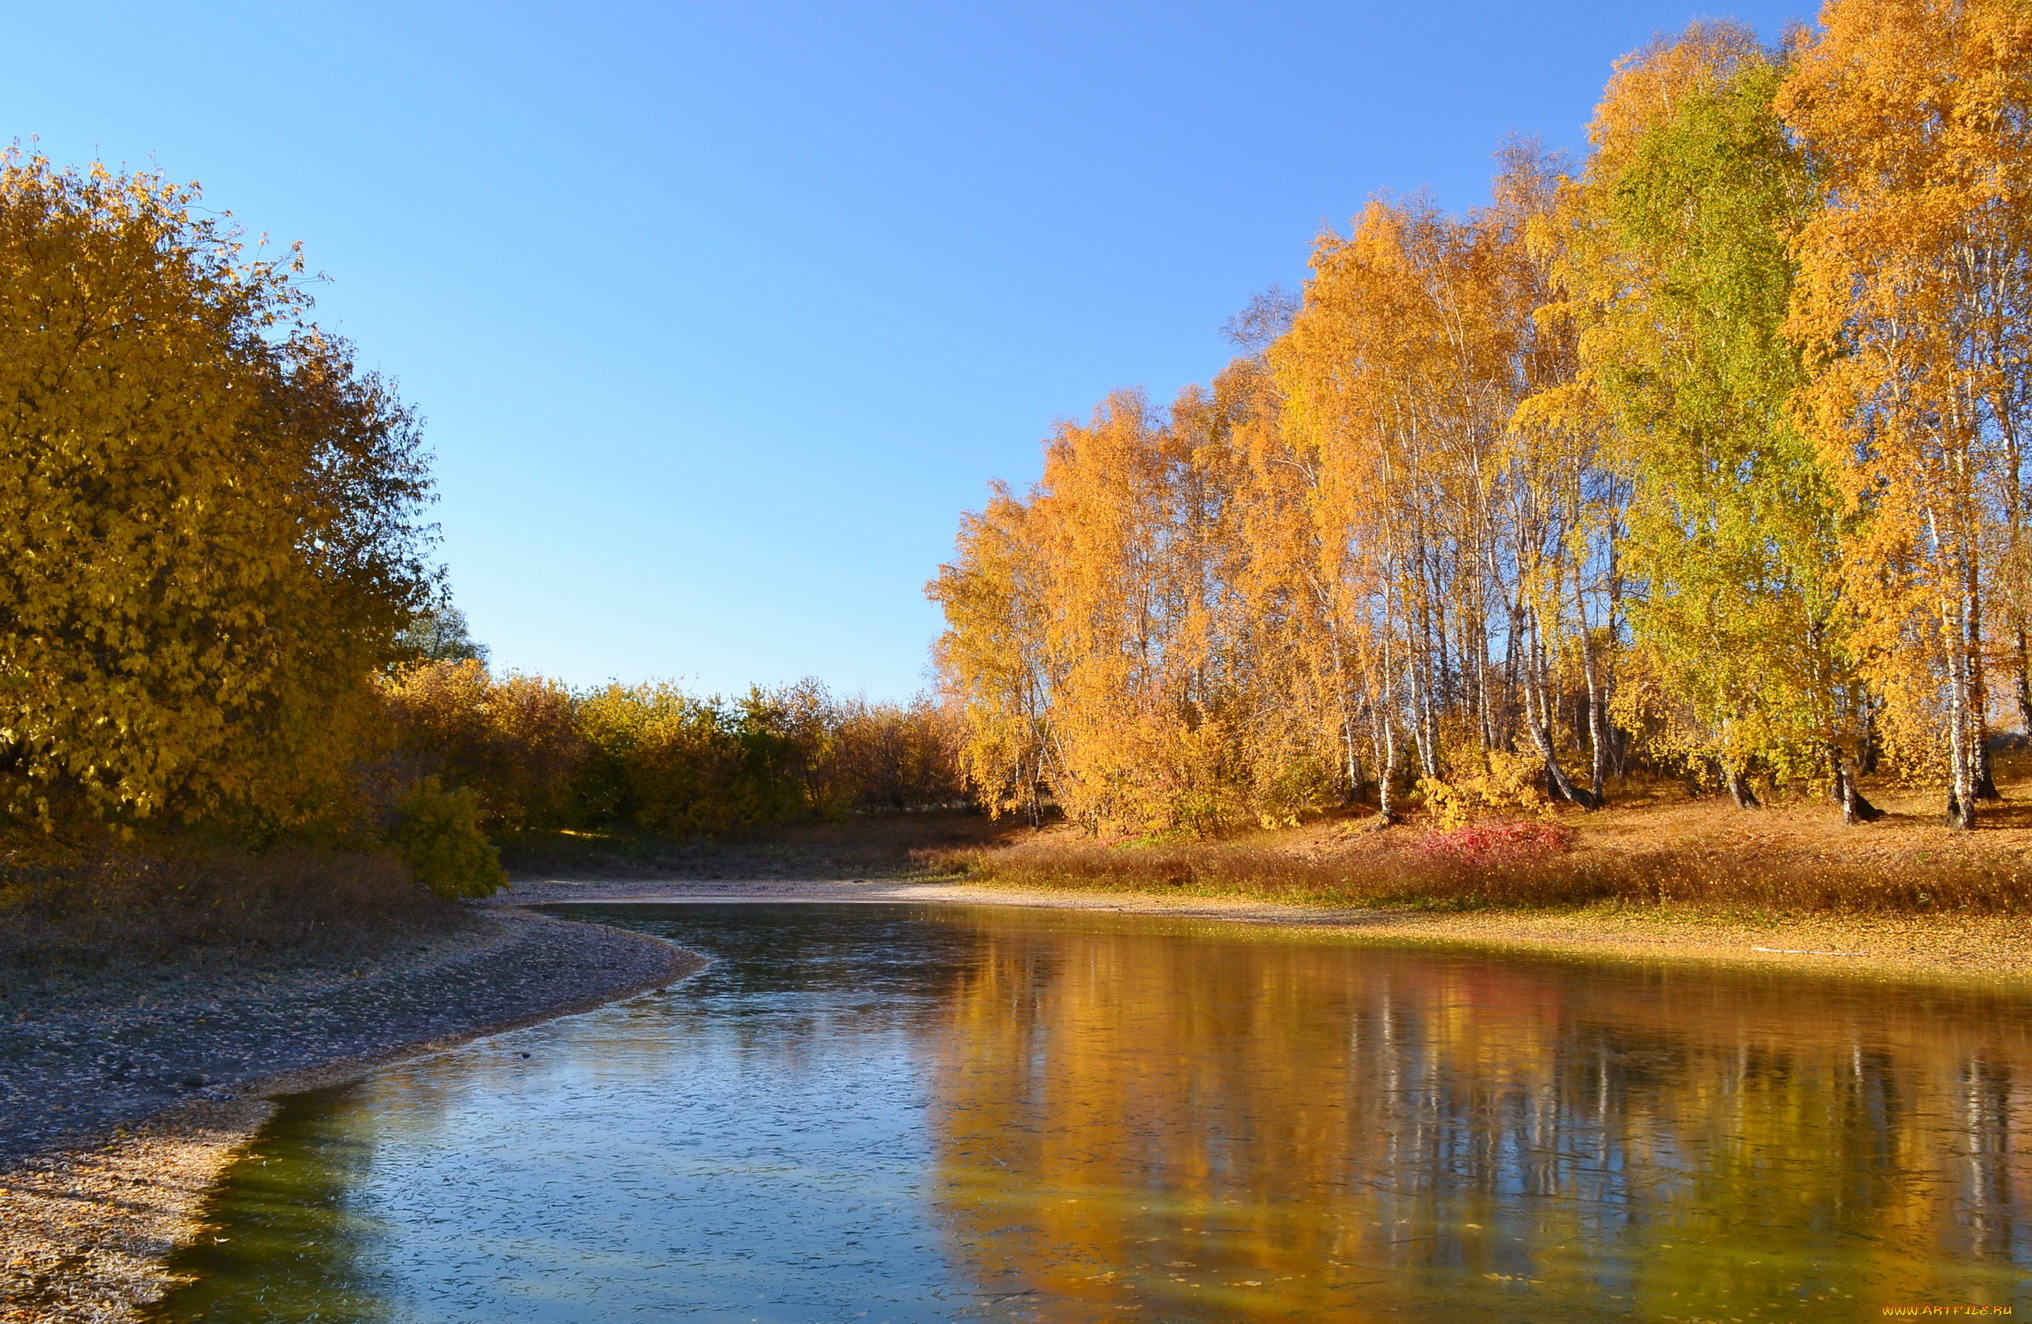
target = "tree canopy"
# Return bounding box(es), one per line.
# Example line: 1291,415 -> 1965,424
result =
933,0 -> 2032,834
0,153 -> 434,831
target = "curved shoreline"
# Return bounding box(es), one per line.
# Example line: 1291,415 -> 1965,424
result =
0,908 -> 704,1324
13,877 -> 2029,1321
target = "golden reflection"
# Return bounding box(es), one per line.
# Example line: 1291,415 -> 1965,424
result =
922,914 -> 2032,1319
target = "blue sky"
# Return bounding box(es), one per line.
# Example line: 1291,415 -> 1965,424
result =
3,0 -> 1807,699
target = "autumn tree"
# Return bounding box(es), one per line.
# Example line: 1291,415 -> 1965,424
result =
937,158 -> 1631,835
1016,390 -> 1250,834
930,484 -> 1054,824
1273,197 -> 1487,814
1781,0 -> 2032,828
1274,159 -> 1611,817
0,154 -> 433,831
1548,24 -> 1863,814
1491,145 -> 1626,811
933,385 -> 1265,836
1215,353 -> 1370,821
929,1 -> 2032,838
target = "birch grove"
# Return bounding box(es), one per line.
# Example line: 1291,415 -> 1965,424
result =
932,0 -> 2032,834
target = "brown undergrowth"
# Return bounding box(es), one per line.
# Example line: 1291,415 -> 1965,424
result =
926,776 -> 2032,917
501,808 -> 1021,883
0,837 -> 456,969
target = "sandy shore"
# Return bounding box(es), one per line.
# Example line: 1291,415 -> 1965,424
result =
505,874 -> 2032,987
0,909 -> 702,1324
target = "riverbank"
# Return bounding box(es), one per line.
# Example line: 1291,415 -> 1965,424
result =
19,798 -> 2032,1323
0,909 -> 702,1324
505,874 -> 2032,988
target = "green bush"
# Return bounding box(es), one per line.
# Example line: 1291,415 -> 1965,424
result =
392,776 -> 506,898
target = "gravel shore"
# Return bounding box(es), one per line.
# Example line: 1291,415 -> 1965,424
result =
0,908 -> 702,1323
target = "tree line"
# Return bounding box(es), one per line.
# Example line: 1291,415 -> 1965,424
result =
932,1 -> 2032,835
381,656 -> 966,838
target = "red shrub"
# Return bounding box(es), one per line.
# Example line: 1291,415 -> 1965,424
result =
1414,819 -> 1574,867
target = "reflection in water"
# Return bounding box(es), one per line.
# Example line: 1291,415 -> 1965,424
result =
151,904 -> 2032,1321
146,1091 -> 395,1323
926,914 -> 2032,1319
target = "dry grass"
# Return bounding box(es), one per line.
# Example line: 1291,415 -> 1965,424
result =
929,772 -> 2032,917
0,837 -> 455,968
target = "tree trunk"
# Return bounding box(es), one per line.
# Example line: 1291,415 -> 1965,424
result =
1519,609 -> 1600,810
1342,710 -> 1367,807
1977,740 -> 2001,801
1834,756 -> 1882,826
1946,592 -> 1980,831
1541,751 -> 1599,810
1581,649 -> 1610,804
2018,626 -> 2032,735
1725,766 -> 1761,810
1575,571 -> 1608,802
1407,662 -> 1437,782
1374,710 -> 1398,825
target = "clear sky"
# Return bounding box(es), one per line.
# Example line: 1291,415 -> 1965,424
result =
2,0 -> 1808,699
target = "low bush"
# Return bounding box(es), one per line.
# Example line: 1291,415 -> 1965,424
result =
391,777 -> 507,899
1413,820 -> 1574,868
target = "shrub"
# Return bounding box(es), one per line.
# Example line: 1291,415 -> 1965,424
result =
382,661 -> 587,830
1416,749 -> 1557,832
392,777 -> 506,899
1413,819 -> 1574,867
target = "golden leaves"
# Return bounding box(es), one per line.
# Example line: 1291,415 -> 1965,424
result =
933,4 -> 2032,832
0,154 -> 433,831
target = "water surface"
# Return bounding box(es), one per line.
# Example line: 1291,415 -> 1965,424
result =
151,903 -> 2032,1320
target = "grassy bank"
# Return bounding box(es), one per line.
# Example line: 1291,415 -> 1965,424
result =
922,776 -> 2032,919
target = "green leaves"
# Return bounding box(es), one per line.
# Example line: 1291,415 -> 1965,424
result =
391,776 -> 506,899
1566,31 -> 1853,784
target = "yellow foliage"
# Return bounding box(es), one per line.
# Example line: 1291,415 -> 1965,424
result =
932,389 -> 1257,837
933,148 -> 1623,833
930,4 -> 2032,831
1419,749 -> 1556,832
1781,0 -> 2032,822
0,153 -> 432,831
381,661 -> 586,830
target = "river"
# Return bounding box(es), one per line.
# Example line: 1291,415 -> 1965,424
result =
147,902 -> 2032,1320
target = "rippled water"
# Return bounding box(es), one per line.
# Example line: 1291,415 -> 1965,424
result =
150,903 -> 2032,1321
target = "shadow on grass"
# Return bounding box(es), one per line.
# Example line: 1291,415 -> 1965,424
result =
498,808 -> 1022,883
